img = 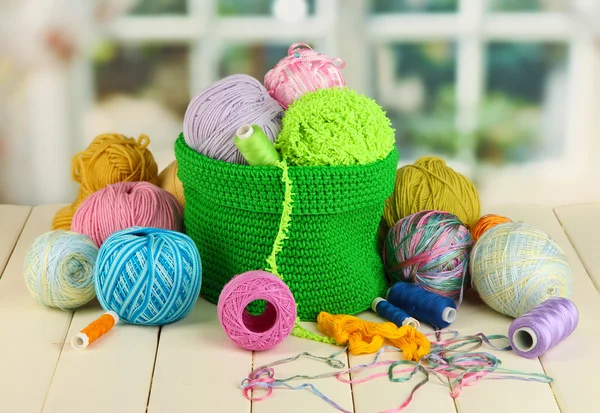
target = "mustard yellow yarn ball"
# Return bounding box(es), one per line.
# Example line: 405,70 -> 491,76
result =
470,222 -> 572,318
383,156 -> 480,231
159,160 -> 185,207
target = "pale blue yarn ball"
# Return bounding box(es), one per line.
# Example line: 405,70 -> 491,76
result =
24,230 -> 98,310
95,227 -> 202,325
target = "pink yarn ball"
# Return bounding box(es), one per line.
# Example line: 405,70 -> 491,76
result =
217,270 -> 297,351
264,42 -> 346,109
71,181 -> 183,246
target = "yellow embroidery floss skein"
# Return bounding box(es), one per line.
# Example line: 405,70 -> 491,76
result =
383,156 -> 480,232
470,222 -> 572,318
52,133 -> 159,230
316,312 -> 430,361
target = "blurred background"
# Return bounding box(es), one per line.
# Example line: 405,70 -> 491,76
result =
1,0 -> 599,207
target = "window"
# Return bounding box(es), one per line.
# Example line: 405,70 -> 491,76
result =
66,0 -> 599,205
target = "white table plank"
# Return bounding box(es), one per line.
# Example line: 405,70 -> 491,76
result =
554,204 -> 600,290
0,205 -> 31,277
0,205 -> 73,413
252,321 -> 354,413
147,299 -> 252,413
348,311 -> 456,413
42,306 -> 159,413
491,204 -> 600,413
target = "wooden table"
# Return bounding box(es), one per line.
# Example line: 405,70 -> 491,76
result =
0,204 -> 598,413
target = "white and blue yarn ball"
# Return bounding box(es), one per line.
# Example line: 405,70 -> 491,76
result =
470,222 -> 572,318
24,230 -> 98,310
95,227 -> 202,326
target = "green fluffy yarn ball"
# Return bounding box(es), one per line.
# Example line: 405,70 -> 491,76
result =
275,87 -> 396,166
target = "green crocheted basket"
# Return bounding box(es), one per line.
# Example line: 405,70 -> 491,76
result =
175,134 -> 399,321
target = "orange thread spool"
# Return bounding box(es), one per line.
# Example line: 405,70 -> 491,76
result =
471,214 -> 512,242
71,311 -> 119,350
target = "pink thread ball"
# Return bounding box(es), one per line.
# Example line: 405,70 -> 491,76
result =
71,181 -> 183,247
264,42 -> 346,109
217,270 -> 297,351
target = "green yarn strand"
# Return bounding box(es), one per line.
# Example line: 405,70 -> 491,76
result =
265,160 -> 293,280
292,318 -> 337,345
264,161 -> 337,344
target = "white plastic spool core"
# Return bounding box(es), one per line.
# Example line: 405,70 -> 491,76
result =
71,333 -> 89,350
236,124 -> 254,139
512,327 -> 538,353
442,307 -> 457,323
402,317 -> 420,330
371,297 -> 384,312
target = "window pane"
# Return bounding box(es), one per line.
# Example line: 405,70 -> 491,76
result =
486,0 -> 566,11
128,0 -> 187,15
218,0 -> 316,16
371,0 -> 458,13
478,43 -> 568,164
372,42 -> 458,159
219,43 -> 290,80
90,42 -> 189,167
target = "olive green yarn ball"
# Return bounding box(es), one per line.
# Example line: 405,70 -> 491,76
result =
383,156 -> 481,231
274,87 -> 396,166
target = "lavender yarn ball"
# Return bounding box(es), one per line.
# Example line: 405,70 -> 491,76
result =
183,74 -> 284,164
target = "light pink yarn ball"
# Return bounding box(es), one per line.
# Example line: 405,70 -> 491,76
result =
71,181 -> 183,246
264,42 -> 346,109
217,270 -> 297,351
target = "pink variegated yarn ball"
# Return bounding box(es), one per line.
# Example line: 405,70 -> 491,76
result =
264,42 -> 346,109
217,270 -> 297,351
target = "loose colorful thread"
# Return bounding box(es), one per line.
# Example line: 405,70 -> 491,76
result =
242,331 -> 552,413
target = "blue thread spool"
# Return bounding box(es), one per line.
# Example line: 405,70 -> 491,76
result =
372,298 -> 420,330
386,282 -> 457,329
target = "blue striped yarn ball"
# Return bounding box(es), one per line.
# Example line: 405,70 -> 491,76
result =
95,227 -> 202,326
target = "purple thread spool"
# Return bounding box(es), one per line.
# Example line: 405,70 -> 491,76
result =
508,297 -> 578,359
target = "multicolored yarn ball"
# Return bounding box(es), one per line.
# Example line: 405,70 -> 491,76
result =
183,74 -> 283,164
382,156 -> 480,233
158,160 -> 185,206
95,227 -> 202,326
71,181 -> 183,247
470,222 -> 572,318
23,230 -> 98,310
217,270 -> 297,351
52,133 -> 159,231
275,87 -> 396,166
471,213 -> 511,242
264,42 -> 346,109
383,210 -> 474,299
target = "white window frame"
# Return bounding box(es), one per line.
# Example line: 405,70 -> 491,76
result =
59,0 -> 599,200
